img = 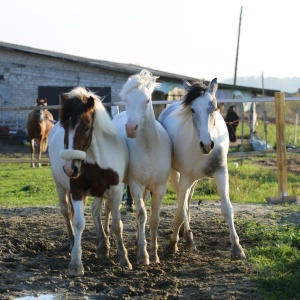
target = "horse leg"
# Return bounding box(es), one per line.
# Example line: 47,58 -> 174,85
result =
180,180 -> 197,237
104,198 -> 111,237
165,177 -> 195,256
68,198 -> 85,276
148,186 -> 165,264
92,197 -> 110,259
29,139 -> 35,168
213,168 -> 246,260
36,139 -> 42,167
130,182 -> 149,265
55,180 -> 74,249
109,186 -> 132,269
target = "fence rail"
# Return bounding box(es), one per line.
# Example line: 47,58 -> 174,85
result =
1,97 -> 300,112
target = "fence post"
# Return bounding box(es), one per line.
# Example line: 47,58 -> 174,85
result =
275,92 -> 288,197
266,92 -> 300,204
294,112 -> 298,145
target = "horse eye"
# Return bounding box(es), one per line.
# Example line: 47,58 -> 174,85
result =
191,108 -> 195,113
146,99 -> 150,104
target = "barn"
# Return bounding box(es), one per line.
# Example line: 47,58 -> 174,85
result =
0,41 -> 278,137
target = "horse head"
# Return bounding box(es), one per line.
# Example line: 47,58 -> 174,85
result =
119,70 -> 160,138
182,78 -> 218,154
59,88 -> 96,178
36,98 -> 48,123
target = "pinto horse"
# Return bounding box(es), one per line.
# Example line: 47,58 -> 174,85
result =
48,87 -> 131,276
26,98 -> 54,167
158,78 -> 246,260
113,70 -> 172,265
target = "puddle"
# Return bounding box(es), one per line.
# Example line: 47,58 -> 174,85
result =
14,294 -> 93,300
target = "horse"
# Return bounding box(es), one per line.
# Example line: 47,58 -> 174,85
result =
48,87 -> 132,276
113,70 -> 172,265
158,78 -> 246,260
26,98 -> 54,167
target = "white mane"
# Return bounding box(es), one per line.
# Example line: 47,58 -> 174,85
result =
119,69 -> 161,100
67,86 -> 118,137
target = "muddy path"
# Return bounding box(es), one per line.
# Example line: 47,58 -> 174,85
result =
1,201 -> 299,300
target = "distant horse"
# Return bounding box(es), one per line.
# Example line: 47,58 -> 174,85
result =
225,105 -> 239,142
113,70 -> 172,265
26,98 -> 54,167
48,87 -> 131,276
158,78 -> 246,260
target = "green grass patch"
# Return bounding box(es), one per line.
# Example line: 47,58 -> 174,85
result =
238,219 -> 300,299
236,118 -> 300,148
0,163 -> 58,206
1,155 -> 299,206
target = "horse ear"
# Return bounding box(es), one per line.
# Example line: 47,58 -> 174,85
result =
183,80 -> 192,92
87,96 -> 95,109
60,93 -> 68,104
36,98 -> 39,104
208,78 -> 218,97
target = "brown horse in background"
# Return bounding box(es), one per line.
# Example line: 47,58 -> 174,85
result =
27,98 -> 54,167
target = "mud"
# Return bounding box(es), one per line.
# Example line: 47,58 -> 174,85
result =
1,201 -> 300,300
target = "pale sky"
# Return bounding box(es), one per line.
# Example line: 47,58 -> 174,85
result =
1,0 -> 299,84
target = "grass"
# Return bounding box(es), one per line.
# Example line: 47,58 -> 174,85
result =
1,154 -> 300,206
237,219 -> 300,299
0,163 -> 58,206
236,118 -> 300,149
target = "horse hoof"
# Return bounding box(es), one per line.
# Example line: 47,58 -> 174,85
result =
149,254 -> 160,264
137,256 -> 150,266
68,266 -> 84,277
121,259 -> 132,270
231,245 -> 246,260
96,244 -> 110,259
185,240 -> 197,253
163,241 -> 178,257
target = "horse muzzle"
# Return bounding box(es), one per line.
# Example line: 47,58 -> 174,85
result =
200,141 -> 214,154
63,160 -> 81,178
60,149 -> 86,178
125,123 -> 138,138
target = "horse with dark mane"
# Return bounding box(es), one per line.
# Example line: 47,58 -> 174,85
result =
48,87 -> 131,276
158,78 -> 245,261
26,98 -> 54,167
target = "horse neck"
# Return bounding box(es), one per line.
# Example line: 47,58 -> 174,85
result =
138,104 -> 160,142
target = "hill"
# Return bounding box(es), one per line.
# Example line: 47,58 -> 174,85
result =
222,76 -> 300,94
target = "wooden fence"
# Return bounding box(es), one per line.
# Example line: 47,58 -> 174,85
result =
1,93 -> 300,202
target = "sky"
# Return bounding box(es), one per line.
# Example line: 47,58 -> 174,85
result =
1,0 -> 300,85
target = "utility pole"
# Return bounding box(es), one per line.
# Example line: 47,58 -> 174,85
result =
234,6 -> 243,86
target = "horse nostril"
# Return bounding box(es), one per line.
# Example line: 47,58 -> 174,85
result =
211,141 -> 214,149
200,141 -> 204,149
72,166 -> 78,177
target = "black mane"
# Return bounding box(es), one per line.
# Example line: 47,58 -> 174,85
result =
182,80 -> 208,107
60,97 -> 91,129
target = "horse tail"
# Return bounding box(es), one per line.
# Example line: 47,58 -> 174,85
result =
41,137 -> 49,152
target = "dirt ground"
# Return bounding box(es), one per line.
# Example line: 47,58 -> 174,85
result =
1,144 -> 300,300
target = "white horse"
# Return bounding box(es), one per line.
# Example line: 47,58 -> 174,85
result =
158,78 -> 246,260
48,87 -> 132,276
113,70 -> 172,265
